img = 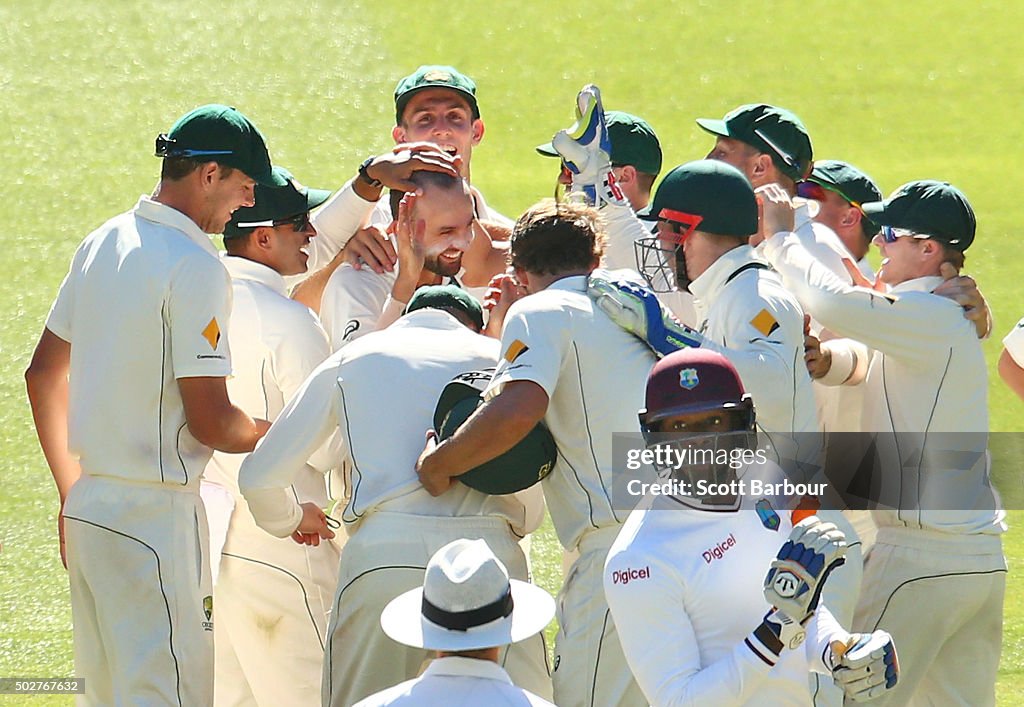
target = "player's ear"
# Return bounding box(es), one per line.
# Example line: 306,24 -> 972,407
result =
254,226 -> 274,250
616,165 -> 637,185
842,206 -> 861,228
751,153 -> 773,181
392,124 -> 406,144
471,118 -> 485,146
198,162 -> 220,188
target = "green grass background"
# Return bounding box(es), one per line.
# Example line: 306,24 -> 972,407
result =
2,1 -> 1023,704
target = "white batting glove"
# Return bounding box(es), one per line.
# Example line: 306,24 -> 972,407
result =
550,84 -> 628,208
829,631 -> 900,702
763,516 -> 847,624
587,272 -> 704,357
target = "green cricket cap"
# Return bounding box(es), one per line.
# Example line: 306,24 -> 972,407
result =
696,103 -> 813,181
535,111 -> 663,176
808,160 -> 883,236
394,65 -> 480,123
861,180 -> 976,252
158,104 -> 284,187
646,160 -> 758,238
223,166 -> 332,238
405,284 -> 485,331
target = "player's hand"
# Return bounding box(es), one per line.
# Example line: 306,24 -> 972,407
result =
342,225 -> 396,274
550,85 -> 627,208
829,631 -> 900,702
842,258 -> 886,293
416,430 -> 456,496
58,506 -> 67,570
587,272 -> 704,357
364,143 -> 462,193
757,183 -> 796,237
483,273 -> 526,339
805,332 -> 832,379
763,516 -> 847,624
391,193 -> 427,304
291,502 -> 336,546
934,262 -> 991,339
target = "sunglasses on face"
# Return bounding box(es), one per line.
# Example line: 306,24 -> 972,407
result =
796,180 -> 862,211
657,208 -> 704,244
273,212 -> 313,232
880,225 -> 931,243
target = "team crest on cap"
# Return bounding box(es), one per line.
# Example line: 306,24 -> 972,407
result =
679,368 -> 699,390
424,69 -> 452,82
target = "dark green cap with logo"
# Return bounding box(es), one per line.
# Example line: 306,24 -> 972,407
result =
405,284 -> 485,331
697,103 -> 813,181
861,180 -> 976,252
223,166 -> 331,238
808,160 -> 884,236
535,111 -> 663,176
158,104 -> 285,187
646,160 -> 758,237
394,65 -> 480,123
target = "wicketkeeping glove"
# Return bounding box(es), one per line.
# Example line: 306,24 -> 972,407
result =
763,516 -> 847,622
550,84 -> 628,208
587,272 -> 704,357
828,631 -> 900,702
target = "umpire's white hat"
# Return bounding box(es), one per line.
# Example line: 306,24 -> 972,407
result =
380,539 -> 554,651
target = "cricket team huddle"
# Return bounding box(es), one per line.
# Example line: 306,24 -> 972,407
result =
25,63 -> 1024,707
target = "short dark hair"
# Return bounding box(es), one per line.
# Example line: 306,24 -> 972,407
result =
939,242 -> 966,271
388,170 -> 466,219
160,158 -> 234,182
510,200 -> 605,276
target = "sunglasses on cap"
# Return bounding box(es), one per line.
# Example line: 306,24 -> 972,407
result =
657,208 -> 704,244
796,180 -> 862,210
880,225 -> 933,243
154,134 -> 233,159
235,212 -> 313,232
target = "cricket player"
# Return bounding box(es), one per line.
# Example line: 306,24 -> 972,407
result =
759,180 -> 1006,705
355,538 -> 557,707
298,65 -> 512,341
417,200 -> 658,707
1000,317 -> 1024,401
237,281 -> 551,707
604,348 -> 899,706
24,105 -> 299,705
200,166 -> 341,706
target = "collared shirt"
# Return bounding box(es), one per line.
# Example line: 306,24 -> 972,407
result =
486,275 -> 658,551
46,196 -> 232,487
763,232 -> 1005,535
604,473 -> 842,707
204,255 -> 332,526
688,245 -> 819,440
1004,317 -> 1024,367
353,656 -> 555,707
239,309 -> 531,538
319,190 -> 507,351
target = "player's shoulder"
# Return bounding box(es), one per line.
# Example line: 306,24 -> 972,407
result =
327,261 -> 396,294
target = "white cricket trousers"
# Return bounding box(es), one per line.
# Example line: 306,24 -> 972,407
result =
323,511 -> 552,706
554,525 -> 646,707
63,474 -> 213,706
211,495 -> 342,707
853,525 -> 1005,706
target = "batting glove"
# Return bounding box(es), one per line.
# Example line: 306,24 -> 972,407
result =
763,516 -> 847,624
587,272 -> 704,357
829,631 -> 900,702
550,84 -> 627,208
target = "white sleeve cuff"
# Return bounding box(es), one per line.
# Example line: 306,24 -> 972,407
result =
241,487 -> 303,538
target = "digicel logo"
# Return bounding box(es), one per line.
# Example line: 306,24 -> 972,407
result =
611,566 -> 651,585
703,533 -> 737,564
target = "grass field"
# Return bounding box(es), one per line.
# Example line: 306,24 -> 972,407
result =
2,1 -> 1023,704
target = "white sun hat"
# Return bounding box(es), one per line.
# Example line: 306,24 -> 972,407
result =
380,538 -> 555,651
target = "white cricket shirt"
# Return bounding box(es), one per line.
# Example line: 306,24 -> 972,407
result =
239,310 -> 531,538
353,656 -> 555,707
204,256 -> 332,509
1004,317 -> 1024,367
46,196 -> 232,487
688,245 -> 819,440
764,231 -> 1005,535
485,275 -> 659,551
